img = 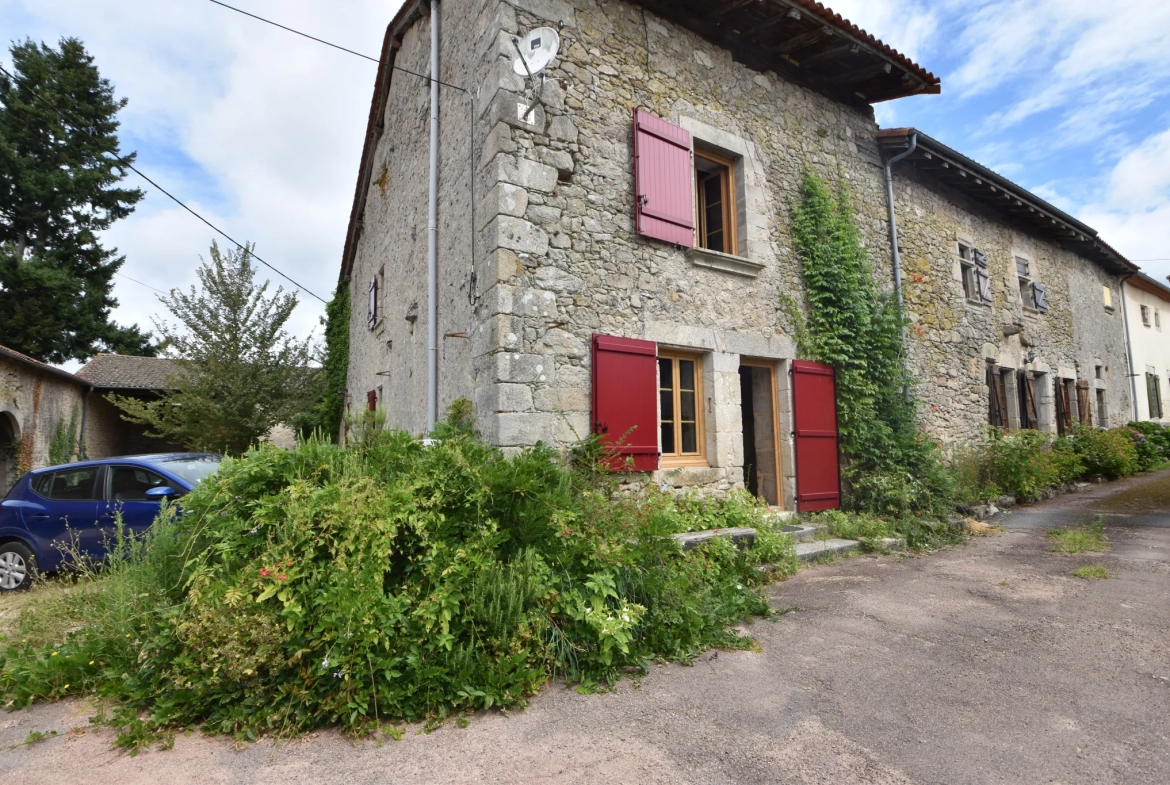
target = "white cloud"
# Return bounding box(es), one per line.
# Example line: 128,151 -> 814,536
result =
2,0 -> 402,353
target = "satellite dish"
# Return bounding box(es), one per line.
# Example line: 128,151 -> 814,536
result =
512,27 -> 560,76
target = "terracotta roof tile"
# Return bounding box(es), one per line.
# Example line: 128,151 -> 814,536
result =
76,354 -> 184,390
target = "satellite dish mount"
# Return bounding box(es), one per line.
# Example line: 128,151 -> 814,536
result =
511,27 -> 560,123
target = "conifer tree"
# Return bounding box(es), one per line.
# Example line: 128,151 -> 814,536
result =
0,38 -> 154,362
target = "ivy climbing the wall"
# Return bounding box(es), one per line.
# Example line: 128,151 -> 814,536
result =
788,172 -> 952,518
294,284 -> 351,442
47,408 -> 78,466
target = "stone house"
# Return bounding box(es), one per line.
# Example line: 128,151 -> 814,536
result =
1123,272 -> 1170,423
0,348 -> 184,495
339,0 -> 1136,510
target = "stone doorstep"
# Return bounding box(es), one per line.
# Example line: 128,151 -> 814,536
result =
795,538 -> 861,563
671,527 -> 756,551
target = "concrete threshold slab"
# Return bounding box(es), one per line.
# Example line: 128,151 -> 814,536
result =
795,538 -> 860,563
672,527 -> 756,551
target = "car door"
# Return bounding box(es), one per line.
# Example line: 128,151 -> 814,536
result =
101,465 -> 173,540
23,466 -> 105,565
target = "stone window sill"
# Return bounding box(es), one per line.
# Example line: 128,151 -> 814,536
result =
965,298 -> 991,308
686,247 -> 764,278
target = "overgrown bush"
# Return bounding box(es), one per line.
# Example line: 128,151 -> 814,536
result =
950,428 -> 1084,502
1126,421 -> 1170,471
1070,425 -> 1138,479
0,408 -> 796,748
812,509 -> 959,551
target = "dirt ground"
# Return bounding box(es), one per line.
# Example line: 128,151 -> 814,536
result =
1,469 -> 1168,784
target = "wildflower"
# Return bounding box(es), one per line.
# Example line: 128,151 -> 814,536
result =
259,568 -> 272,577
63,684 -> 69,690
276,575 -> 288,581
89,661 -> 94,665
249,527 -> 259,535
50,651 -> 58,657
333,671 -> 342,679
736,584 -> 744,590
322,658 -> 330,669
622,613 -> 630,622
286,560 -> 293,567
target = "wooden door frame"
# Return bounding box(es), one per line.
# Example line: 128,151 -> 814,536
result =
740,359 -> 784,509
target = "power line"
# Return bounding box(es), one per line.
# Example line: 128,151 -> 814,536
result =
115,270 -> 169,296
1130,258 -> 1170,263
0,63 -> 327,304
206,0 -> 469,93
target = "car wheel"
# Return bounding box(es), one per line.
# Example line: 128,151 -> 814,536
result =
0,543 -> 36,592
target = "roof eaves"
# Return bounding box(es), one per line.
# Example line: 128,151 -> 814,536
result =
0,345 -> 87,387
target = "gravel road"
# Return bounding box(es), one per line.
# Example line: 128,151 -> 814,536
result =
1,469 -> 1167,784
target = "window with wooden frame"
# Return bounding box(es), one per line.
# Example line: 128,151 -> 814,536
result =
658,352 -> 705,466
987,362 -> 1009,428
694,149 -> 738,256
1141,304 -> 1151,326
959,241 -> 991,304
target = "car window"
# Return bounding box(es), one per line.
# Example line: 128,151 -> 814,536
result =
147,456 -> 221,486
43,468 -> 100,501
109,467 -> 170,502
31,474 -> 54,498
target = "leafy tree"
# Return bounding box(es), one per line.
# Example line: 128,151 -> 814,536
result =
291,283 -> 349,442
109,242 -> 313,454
0,37 -> 155,363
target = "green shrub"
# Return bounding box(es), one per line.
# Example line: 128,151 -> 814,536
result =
1070,425 -> 1138,479
980,428 -> 1084,501
1126,422 -> 1170,471
0,408 -> 796,748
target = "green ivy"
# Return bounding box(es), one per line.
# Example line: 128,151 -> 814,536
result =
47,408 -> 78,466
294,284 -> 350,442
788,172 -> 952,517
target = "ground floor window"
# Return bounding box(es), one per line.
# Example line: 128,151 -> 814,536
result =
1147,373 -> 1164,420
1018,370 -> 1040,430
1096,389 -> 1107,427
988,363 -> 1010,427
659,352 -> 705,467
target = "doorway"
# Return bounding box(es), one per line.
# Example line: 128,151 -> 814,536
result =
739,362 -> 781,507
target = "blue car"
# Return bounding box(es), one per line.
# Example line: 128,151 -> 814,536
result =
0,453 -> 221,591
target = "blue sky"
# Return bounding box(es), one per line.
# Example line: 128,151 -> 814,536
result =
2,0 -> 1168,370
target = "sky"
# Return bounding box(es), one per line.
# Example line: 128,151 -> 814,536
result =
1,0 -> 1167,372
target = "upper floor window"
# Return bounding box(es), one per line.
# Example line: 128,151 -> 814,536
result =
958,241 -> 991,304
1016,255 -> 1048,313
1103,285 -> 1113,310
1141,304 -> 1151,326
694,149 -> 738,256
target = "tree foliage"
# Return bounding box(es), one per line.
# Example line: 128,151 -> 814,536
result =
0,37 -> 154,362
292,283 -> 350,442
109,242 -> 313,454
789,172 -> 951,516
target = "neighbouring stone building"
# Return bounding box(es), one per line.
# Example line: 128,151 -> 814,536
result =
339,0 -> 1137,510
0,348 -> 184,495
1123,272 -> 1170,424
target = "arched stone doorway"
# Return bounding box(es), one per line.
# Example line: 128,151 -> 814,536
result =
0,411 -> 20,495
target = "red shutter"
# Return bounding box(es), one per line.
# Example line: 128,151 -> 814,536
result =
367,390 -> 377,412
633,108 -> 694,247
791,360 -> 841,512
591,334 -> 659,472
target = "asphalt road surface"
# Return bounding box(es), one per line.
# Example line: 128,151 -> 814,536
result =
1,468 -> 1168,784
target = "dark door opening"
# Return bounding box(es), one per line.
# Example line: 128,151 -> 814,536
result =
739,364 -> 781,507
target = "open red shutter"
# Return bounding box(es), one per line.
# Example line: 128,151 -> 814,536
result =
592,334 -> 659,472
792,360 -> 841,512
633,108 -> 694,247
367,390 -> 377,412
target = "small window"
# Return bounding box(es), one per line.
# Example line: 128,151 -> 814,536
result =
1141,304 -> 1151,326
1016,256 -> 1035,309
1102,285 -> 1113,309
958,242 -> 991,304
1156,310 -> 1162,330
367,276 -> 379,330
1095,365 -> 1104,380
694,150 -> 738,256
659,353 -> 705,466
109,467 -> 169,502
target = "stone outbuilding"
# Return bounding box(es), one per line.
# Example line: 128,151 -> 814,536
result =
338,0 -> 1138,509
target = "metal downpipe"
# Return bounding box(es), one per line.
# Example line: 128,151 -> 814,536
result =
1119,274 -> 1140,422
883,132 -> 918,308
426,0 -> 440,433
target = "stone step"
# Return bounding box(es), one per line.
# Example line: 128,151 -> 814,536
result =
779,523 -> 824,543
672,527 -> 756,551
795,538 -> 860,563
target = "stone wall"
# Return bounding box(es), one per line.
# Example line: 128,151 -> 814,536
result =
892,164 -> 1131,444
0,356 -> 86,493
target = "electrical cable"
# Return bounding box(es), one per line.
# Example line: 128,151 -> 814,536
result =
206,0 -> 469,93
0,63 -> 327,303
115,270 -> 169,296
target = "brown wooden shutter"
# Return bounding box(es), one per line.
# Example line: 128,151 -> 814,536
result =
367,390 -> 377,412
1076,380 -> 1091,423
592,334 -> 660,472
632,108 -> 694,247
1055,379 -> 1072,435
987,363 -> 1006,428
1018,370 -> 1039,429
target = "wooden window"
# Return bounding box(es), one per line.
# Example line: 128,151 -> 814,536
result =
1140,304 -> 1151,326
959,242 -> 991,304
694,150 -> 738,256
1017,369 -> 1039,430
1103,285 -> 1113,310
367,390 -> 377,412
659,352 -> 705,466
1017,256 -> 1035,309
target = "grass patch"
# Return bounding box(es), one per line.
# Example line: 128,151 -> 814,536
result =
807,509 -> 960,551
1072,565 -> 1112,580
1047,518 -> 1109,554
0,408 -> 799,750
